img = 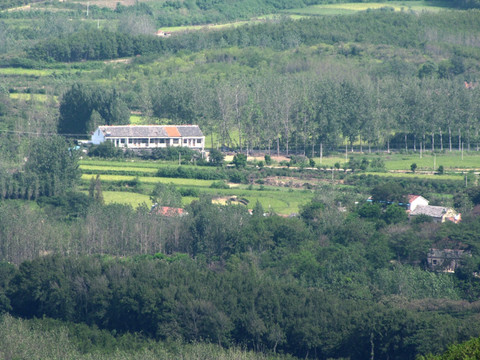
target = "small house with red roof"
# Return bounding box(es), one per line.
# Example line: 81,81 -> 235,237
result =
151,205 -> 186,217
407,195 -> 429,212
407,194 -> 461,223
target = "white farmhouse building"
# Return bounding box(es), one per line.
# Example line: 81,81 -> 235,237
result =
91,125 -> 204,151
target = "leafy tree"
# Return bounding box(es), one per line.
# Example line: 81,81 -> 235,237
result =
300,200 -> 325,228
371,182 -> 406,203
383,204 -> 408,225
466,186 -> 480,205
58,83 -> 130,136
93,175 -> 104,204
208,149 -> 224,167
411,163 -> 417,173
150,182 -> 182,208
264,154 -> 272,165
25,136 -> 80,197
358,202 -> 382,219
232,153 -> 247,169
58,83 -> 95,136
88,141 -> 124,158
252,200 -> 264,217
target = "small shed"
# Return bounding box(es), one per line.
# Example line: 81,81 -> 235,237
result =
427,249 -> 470,272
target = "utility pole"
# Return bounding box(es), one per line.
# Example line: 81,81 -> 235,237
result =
320,142 -> 323,164
86,2 -> 89,17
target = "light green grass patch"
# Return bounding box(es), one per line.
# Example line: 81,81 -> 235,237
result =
201,187 -> 313,214
381,153 -> 480,171
362,172 -> 463,181
312,156 -> 349,167
283,1 -> 450,16
314,152 -> 480,171
81,174 -> 215,187
129,115 -> 143,124
79,159 -> 162,168
101,191 -> 152,208
80,165 -> 158,173
158,15 -> 301,34
0,68 -> 57,76
9,93 -> 57,102
128,115 -> 169,125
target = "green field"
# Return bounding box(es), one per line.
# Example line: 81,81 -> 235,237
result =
313,151 -> 480,171
159,17 -> 288,33
81,174 -> 215,186
380,153 -> 480,171
0,68 -> 58,76
80,164 -> 158,174
9,93 -> 58,102
101,191 -> 152,207
363,172 -> 464,181
283,1 -> 450,16
80,158 -> 316,213
79,159 -> 164,168
80,150 -> 480,213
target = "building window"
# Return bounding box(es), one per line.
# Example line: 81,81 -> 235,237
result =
184,139 -> 188,144
432,260 -> 437,265
173,139 -> 179,144
128,139 -> 133,144
197,138 -> 202,144
159,139 -> 165,143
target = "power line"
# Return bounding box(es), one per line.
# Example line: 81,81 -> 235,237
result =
0,129 -> 89,137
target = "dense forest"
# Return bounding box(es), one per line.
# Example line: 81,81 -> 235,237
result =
3,10 -> 480,155
1,138 -> 480,358
1,0 -> 480,359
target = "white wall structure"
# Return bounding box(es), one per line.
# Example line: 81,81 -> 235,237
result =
91,125 -> 205,151
407,195 -> 429,212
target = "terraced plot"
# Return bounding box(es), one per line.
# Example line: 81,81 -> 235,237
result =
81,174 -> 215,187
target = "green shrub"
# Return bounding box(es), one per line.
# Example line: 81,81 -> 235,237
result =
264,154 -> 272,165
88,142 -> 124,159
148,147 -> 197,162
210,181 -> 230,189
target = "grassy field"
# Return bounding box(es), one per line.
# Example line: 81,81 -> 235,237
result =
158,16 -> 293,33
283,1 -> 451,16
81,150 -> 480,213
84,175 -> 312,213
0,68 -> 57,76
362,172 -> 464,181
81,174 -> 215,186
313,151 -> 480,171
80,159 -> 316,213
381,153 -> 480,171
9,93 -> 58,102
79,159 -> 165,168
101,191 -> 152,207
80,164 -> 159,174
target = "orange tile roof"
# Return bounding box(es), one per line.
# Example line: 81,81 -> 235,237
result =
407,195 -> 420,203
164,126 -> 181,137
